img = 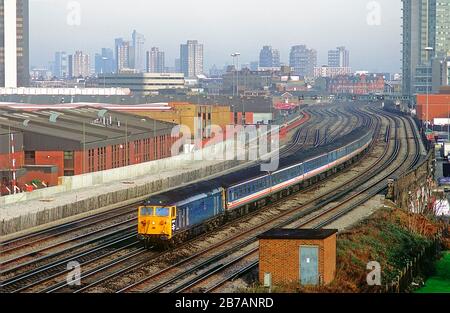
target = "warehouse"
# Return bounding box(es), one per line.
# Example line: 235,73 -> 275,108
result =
416,94 -> 450,123
0,107 -> 176,194
129,102 -> 231,140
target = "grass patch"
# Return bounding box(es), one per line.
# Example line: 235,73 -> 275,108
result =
415,251 -> 450,293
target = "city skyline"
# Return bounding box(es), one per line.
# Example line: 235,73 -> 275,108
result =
30,0 -> 403,73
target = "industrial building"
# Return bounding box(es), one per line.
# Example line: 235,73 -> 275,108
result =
128,102 -> 231,140
416,94 -> 450,123
0,107 -> 176,194
258,228 -> 338,287
97,73 -> 185,94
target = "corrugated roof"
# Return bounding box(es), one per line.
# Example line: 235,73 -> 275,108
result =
0,107 -> 176,145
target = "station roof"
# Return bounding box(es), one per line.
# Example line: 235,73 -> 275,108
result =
257,228 -> 338,240
0,107 -> 176,150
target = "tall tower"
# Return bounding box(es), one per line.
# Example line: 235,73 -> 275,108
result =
180,40 -> 203,78
115,38 -> 131,73
259,46 -> 280,68
328,46 -> 350,67
289,45 -> 317,78
132,30 -> 145,72
402,0 -> 450,95
73,51 -> 90,78
54,51 -> 68,78
0,0 -> 29,87
146,47 -> 165,73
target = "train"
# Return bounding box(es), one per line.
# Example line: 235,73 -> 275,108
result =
137,128 -> 373,249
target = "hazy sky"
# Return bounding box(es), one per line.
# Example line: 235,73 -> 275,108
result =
30,0 -> 403,73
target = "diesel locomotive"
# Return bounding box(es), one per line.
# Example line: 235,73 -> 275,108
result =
138,128 -> 373,248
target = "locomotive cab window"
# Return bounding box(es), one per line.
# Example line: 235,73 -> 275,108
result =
155,207 -> 170,217
140,207 -> 154,216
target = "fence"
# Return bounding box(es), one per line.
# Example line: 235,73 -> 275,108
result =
384,233 -> 442,293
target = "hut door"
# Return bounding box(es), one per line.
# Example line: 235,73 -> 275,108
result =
300,246 -> 319,286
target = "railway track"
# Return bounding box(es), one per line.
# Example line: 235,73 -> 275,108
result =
48,106 -> 383,293
181,109 -> 423,293
119,107 -> 420,294
0,103 -> 377,293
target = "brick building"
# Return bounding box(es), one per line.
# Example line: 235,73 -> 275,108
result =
258,228 -> 338,287
0,107 -> 176,194
416,94 -> 450,123
129,102 -> 231,140
328,74 -> 385,94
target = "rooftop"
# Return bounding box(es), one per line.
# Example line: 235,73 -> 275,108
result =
257,228 -> 338,240
0,107 -> 176,149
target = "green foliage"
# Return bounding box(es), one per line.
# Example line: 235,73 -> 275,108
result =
415,252 -> 450,293
336,207 -> 436,287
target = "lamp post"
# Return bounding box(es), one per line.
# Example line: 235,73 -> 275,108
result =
231,53 -> 242,123
231,53 -> 241,97
425,46 -> 434,132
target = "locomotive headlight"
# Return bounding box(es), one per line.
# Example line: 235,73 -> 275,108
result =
152,221 -> 156,225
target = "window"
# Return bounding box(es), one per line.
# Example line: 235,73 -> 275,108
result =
140,207 -> 154,216
143,138 -> 151,162
64,151 -> 74,169
97,147 -> 106,171
156,207 -> 170,217
134,140 -> 141,163
112,145 -> 118,168
64,170 -> 74,176
88,149 -> 95,172
25,151 -> 35,165
121,143 -> 130,167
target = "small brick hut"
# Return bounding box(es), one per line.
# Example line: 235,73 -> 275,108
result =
258,228 -> 338,287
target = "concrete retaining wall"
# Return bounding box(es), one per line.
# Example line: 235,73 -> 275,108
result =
0,134 -> 248,206
1,159 -> 242,236
386,150 -> 435,214
0,117 -> 283,236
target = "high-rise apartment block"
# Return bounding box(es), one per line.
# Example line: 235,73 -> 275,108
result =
0,0 -> 29,87
72,51 -> 90,78
132,30 -> 145,72
115,38 -> 132,73
259,46 -> 280,68
402,0 -> 450,95
95,48 -> 114,75
328,46 -> 350,67
53,51 -> 68,78
146,47 -> 165,73
289,45 -> 317,78
180,40 -> 204,78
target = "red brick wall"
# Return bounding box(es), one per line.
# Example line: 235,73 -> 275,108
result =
322,235 -> 337,285
35,151 -> 64,177
0,151 -> 24,170
416,94 -> 450,122
20,169 -> 59,186
230,112 -> 255,125
259,237 -> 336,286
1,134 -> 177,181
